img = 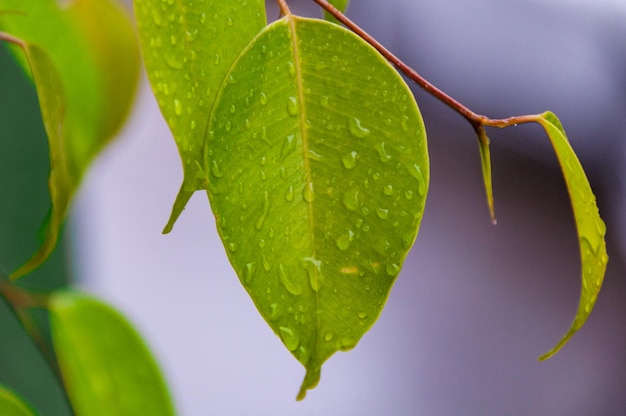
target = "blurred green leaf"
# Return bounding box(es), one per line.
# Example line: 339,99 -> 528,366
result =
133,0 -> 267,232
537,111 -> 608,360
0,0 -> 140,279
206,16 -> 428,399
324,0 -> 349,24
49,292 -> 175,416
0,385 -> 36,416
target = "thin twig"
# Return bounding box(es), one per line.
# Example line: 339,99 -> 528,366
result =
276,0 -> 291,17
311,0 -> 541,130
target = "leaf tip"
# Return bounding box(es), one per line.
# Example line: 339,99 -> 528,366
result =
296,366 -> 321,401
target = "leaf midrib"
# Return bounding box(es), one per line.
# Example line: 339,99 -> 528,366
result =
287,15 -> 322,362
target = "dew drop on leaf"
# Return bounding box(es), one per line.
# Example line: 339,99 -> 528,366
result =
336,230 -> 355,251
259,92 -> 268,105
287,96 -> 300,116
279,327 -> 300,351
341,151 -> 358,169
341,189 -> 359,211
278,264 -> 303,296
303,182 -> 315,202
348,117 -> 370,138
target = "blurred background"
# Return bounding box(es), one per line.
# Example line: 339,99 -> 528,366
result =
1,0 -> 625,414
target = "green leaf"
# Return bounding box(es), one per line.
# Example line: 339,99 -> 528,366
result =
49,292 -> 175,416
133,0 -> 267,232
537,111 -> 608,360
206,16 -> 428,399
0,0 -> 140,279
0,385 -> 36,416
324,0 -> 350,24
477,127 -> 496,224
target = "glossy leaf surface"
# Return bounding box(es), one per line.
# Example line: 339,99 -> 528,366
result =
0,386 -> 36,416
0,0 -> 140,279
133,0 -> 267,232
206,16 -> 428,399
49,292 -> 175,416
537,112 -> 608,360
324,0 -> 349,24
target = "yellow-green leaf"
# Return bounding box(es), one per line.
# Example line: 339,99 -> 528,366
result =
133,0 -> 267,232
0,0 -> 140,279
206,16 -> 428,399
537,111 -> 608,360
0,385 -> 36,416
49,292 -> 175,416
477,127 -> 496,224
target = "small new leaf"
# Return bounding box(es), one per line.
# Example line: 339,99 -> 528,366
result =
477,126 -> 496,224
537,111 -> 608,360
206,15 -> 428,399
49,292 -> 175,416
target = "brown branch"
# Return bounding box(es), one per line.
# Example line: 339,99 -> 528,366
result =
311,0 -> 541,131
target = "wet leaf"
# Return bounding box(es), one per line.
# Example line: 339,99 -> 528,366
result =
49,292 -> 175,416
537,111 -> 608,360
324,0 -> 349,24
0,385 -> 36,416
0,0 -> 140,279
133,0 -> 267,232
206,16 -> 428,399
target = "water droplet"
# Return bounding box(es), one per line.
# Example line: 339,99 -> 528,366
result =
324,332 -> 334,342
386,263 -> 400,276
268,303 -> 279,320
287,61 -> 296,76
595,217 -> 607,237
174,99 -> 182,115
320,96 -> 330,108
285,186 -> 294,202
255,192 -> 270,230
376,142 -> 392,162
259,92 -> 268,105
262,255 -> 271,271
190,120 -> 197,130
348,118 -> 370,138
228,242 -> 237,252
226,17 -> 234,26
287,96 -> 300,116
401,115 -> 410,132
341,189 -> 359,211
357,311 -> 368,319
245,262 -> 255,284
200,13 -> 206,25
279,264 -> 303,296
409,164 -> 426,196
307,149 -> 324,161
383,184 -> 394,195
376,208 -> 389,219
342,151 -> 358,169
279,326 -> 299,351
301,257 -> 322,292
211,160 -> 224,178
337,337 -> 356,352
230,104 -> 236,114
224,121 -> 232,132
281,134 -> 296,159
303,182 -> 315,202
185,29 -> 198,41
336,230 -> 355,251
404,190 -> 414,200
